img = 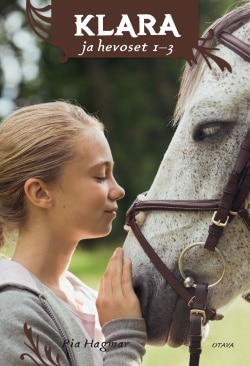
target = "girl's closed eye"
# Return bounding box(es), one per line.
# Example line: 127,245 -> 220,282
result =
95,176 -> 107,182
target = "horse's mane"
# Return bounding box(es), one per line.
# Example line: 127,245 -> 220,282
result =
173,1 -> 250,124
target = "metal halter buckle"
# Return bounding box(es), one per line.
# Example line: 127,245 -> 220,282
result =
190,309 -> 206,325
211,211 -> 229,227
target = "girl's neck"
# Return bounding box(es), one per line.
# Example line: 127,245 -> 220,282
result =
12,229 -> 77,288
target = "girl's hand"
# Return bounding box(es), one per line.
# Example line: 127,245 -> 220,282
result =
96,247 -> 142,326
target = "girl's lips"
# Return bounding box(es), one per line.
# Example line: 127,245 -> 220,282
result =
105,208 -> 118,217
105,212 -> 117,220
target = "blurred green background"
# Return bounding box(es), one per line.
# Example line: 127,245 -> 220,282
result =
1,1 -> 250,365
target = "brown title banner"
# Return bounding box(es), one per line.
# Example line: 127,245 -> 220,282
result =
26,0 -> 198,61
26,0 -> 231,70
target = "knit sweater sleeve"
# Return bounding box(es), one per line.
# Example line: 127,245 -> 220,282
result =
0,288 -> 70,366
102,318 -> 147,366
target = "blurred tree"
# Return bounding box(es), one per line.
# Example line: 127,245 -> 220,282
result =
0,0 -> 237,243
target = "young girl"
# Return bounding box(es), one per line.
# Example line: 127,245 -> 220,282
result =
0,101 -> 146,365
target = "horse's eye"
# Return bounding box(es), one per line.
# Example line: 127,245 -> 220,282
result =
192,122 -> 232,141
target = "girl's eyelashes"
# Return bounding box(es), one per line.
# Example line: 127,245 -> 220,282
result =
95,176 -> 107,182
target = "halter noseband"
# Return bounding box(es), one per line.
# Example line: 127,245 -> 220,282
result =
125,30 -> 250,366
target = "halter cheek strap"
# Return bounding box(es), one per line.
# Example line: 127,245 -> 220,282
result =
216,31 -> 250,62
189,283 -> 208,366
205,127 -> 250,251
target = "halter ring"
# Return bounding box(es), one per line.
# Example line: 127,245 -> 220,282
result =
178,242 -> 226,289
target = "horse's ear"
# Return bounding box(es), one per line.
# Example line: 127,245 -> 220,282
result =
242,291 -> 250,303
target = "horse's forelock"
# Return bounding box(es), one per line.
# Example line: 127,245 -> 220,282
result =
173,2 -> 250,125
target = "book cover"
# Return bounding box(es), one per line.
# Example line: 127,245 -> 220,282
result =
0,1 -> 249,365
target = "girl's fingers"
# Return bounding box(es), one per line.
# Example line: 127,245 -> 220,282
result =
109,247 -> 124,296
121,257 -> 134,294
96,247 -> 142,326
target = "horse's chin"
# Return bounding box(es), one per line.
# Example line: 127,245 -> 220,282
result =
144,297 -> 192,348
168,297 -> 210,347
144,296 -> 210,348
167,297 -> 191,347
135,276 -> 209,348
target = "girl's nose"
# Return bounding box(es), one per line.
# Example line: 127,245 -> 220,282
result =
116,184 -> 125,200
110,180 -> 125,201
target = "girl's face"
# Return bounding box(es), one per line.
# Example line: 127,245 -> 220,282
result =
48,127 -> 125,241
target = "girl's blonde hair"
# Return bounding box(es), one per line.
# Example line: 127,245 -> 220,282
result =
0,101 -> 104,248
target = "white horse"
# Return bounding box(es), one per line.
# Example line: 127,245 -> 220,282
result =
123,3 -> 250,348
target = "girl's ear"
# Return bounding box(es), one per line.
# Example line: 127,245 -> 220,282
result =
24,178 -> 53,208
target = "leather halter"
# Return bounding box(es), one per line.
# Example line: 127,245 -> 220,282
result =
125,30 -> 250,366
216,31 -> 250,62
